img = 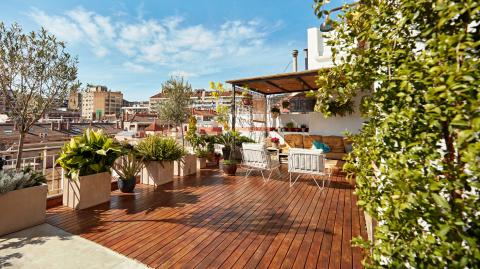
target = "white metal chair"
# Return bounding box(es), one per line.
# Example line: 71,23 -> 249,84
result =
241,143 -> 280,182
288,148 -> 331,189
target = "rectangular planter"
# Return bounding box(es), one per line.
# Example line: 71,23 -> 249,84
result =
141,161 -> 174,186
197,157 -> 206,170
63,172 -> 111,210
0,184 -> 47,236
174,154 -> 197,176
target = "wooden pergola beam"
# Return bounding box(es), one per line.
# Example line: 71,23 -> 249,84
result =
296,77 -> 315,91
264,80 -> 290,93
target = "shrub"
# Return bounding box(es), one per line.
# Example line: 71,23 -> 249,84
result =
136,135 -> 186,162
56,129 -> 122,179
112,152 -> 144,180
195,148 -> 208,158
313,0 -> 480,267
0,167 -> 46,194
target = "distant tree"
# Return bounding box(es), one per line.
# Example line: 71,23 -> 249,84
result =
0,23 -> 78,169
155,77 -> 193,146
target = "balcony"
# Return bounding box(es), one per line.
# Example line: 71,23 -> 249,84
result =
1,159 -> 366,268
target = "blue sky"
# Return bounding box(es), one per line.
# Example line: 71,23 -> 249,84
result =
1,0 -> 348,101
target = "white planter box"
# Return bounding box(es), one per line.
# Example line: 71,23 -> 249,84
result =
0,184 -> 47,236
63,172 -> 111,210
141,161 -> 174,186
197,157 -> 206,170
174,154 -> 196,176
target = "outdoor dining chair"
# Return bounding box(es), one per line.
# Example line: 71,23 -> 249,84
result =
288,148 -> 331,189
241,143 -> 281,182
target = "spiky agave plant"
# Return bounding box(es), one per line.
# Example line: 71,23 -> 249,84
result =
112,153 -> 144,181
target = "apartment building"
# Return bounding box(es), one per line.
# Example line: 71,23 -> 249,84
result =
149,89 -> 232,111
81,85 -> 123,120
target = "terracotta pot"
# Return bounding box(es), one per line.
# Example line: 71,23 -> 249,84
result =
222,162 -> 237,175
141,161 -> 174,186
242,97 -> 252,106
63,172 -> 111,210
174,154 -> 196,176
0,184 -> 47,236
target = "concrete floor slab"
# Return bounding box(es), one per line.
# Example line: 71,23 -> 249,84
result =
0,224 -> 148,269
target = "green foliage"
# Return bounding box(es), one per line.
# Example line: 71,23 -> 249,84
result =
136,135 -> 186,162
210,81 -> 231,130
155,77 -> 192,145
313,67 -> 356,117
57,129 -> 122,179
222,159 -> 237,165
185,116 -> 207,152
0,167 -> 46,194
0,22 -> 78,168
285,122 -> 295,129
217,131 -> 236,150
235,134 -> 255,145
270,107 -> 280,114
194,148 -> 208,158
314,0 -> 480,267
112,152 -> 144,180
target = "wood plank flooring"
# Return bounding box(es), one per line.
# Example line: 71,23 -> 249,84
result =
47,166 -> 366,269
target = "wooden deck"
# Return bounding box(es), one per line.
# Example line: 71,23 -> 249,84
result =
47,166 -> 367,269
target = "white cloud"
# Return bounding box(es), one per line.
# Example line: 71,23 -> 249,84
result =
28,8 -> 83,43
28,7 -> 288,80
123,62 -> 152,74
168,70 -> 198,78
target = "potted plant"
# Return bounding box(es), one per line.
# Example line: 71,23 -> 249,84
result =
136,135 -> 186,186
270,107 -> 280,118
241,89 -> 253,106
186,119 -> 208,172
195,148 -> 208,170
57,129 -> 122,210
112,151 -> 144,193
0,167 -> 47,236
300,124 -> 309,132
221,159 -> 238,176
204,136 -> 218,166
218,131 -> 238,175
271,137 -> 280,148
285,122 -> 295,132
282,100 -> 290,112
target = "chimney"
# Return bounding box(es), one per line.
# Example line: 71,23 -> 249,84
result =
57,121 -> 61,130
50,122 -> 54,131
66,121 -> 70,130
303,48 -> 308,70
292,50 -> 298,72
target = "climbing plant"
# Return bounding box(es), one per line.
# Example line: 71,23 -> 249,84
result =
313,0 -> 480,267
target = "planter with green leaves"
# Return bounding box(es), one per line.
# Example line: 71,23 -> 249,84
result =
221,159 -> 238,176
195,149 -> 208,170
137,136 -> 185,186
0,168 -> 47,236
174,153 -> 197,177
112,151 -> 144,193
57,129 -> 122,209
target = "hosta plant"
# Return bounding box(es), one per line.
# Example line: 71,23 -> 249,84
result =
56,129 -> 122,180
136,135 -> 186,162
0,167 -> 46,194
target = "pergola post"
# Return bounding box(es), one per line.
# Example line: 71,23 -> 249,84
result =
232,84 -> 236,131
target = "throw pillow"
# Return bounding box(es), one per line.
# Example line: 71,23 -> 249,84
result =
312,140 -> 331,153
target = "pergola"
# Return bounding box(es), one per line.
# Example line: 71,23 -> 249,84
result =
226,69 -> 322,131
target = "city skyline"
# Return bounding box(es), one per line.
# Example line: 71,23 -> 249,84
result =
1,0 -> 347,101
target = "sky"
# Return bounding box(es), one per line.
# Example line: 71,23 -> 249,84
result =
1,0 -> 348,101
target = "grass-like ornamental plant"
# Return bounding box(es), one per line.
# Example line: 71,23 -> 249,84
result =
136,135 -> 186,162
112,152 -> 144,180
0,167 -> 46,194
56,129 -> 122,180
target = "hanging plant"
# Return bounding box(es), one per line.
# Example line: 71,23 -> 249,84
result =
270,107 -> 280,118
241,88 -> 253,106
